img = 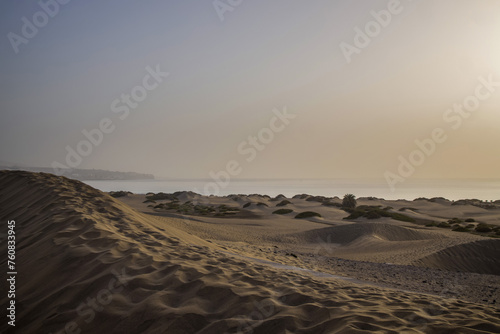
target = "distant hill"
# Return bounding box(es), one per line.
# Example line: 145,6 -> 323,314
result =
0,166 -> 154,181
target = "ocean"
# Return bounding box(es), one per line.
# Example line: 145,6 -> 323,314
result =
83,178 -> 500,201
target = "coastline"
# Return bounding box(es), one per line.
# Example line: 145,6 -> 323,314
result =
83,178 -> 500,201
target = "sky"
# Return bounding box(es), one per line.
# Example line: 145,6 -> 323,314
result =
1,0 -> 500,181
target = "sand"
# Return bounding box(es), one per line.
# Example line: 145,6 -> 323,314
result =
1,170 -> 499,333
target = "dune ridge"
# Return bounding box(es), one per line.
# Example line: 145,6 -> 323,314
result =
1,171 -> 500,333
412,239 -> 500,276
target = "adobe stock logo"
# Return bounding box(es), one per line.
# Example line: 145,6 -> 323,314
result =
213,0 -> 243,22
194,107 -> 295,196
7,0 -> 72,54
51,65 -> 169,175
339,0 -> 415,64
384,73 -> 499,192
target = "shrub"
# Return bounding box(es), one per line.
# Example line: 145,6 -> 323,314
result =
342,194 -> 357,209
465,218 -> 475,222
194,205 -> 215,215
452,226 -> 470,232
273,209 -> 293,215
437,222 -> 451,228
218,204 -> 240,213
257,202 -> 269,207
276,200 -> 291,207
165,202 -> 180,210
448,218 -> 463,224
426,222 -> 438,227
109,191 -> 131,198
475,224 -> 492,233
344,205 -> 415,222
306,196 -> 327,203
365,210 -> 381,219
273,194 -> 286,200
295,211 -> 322,219
430,197 -> 447,202
146,192 -> 177,201
293,194 -> 310,200
243,202 -> 251,208
322,201 -> 342,207
228,195 -> 242,202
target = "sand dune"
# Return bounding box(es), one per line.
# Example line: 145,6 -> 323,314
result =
1,171 -> 500,333
294,223 -> 443,244
413,239 -> 500,275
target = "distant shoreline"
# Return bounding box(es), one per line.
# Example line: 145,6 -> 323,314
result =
84,178 -> 500,202
0,167 -> 154,181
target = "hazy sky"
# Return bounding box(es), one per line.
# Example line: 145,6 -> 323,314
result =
1,0 -> 499,180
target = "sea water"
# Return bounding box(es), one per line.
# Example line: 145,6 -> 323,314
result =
83,178 -> 500,201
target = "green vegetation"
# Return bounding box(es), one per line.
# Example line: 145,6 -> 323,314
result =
218,204 -> 240,213
193,205 -> 216,215
243,202 -> 251,208
109,191 -> 132,198
448,218 -> 463,224
424,218 -> 499,237
271,194 -> 286,201
306,196 -> 329,203
437,222 -> 451,228
452,199 -> 499,209
452,226 -> 470,232
344,205 -> 415,223
276,200 -> 291,207
475,224 -> 493,233
322,201 -> 342,207
151,201 -> 242,217
256,202 -> 269,207
295,211 -> 322,219
228,195 -> 242,202
273,209 -> 293,215
342,194 -> 357,209
465,218 -> 475,222
293,194 -> 310,200
146,192 -> 178,201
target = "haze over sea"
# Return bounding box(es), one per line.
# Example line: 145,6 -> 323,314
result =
84,178 -> 500,201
